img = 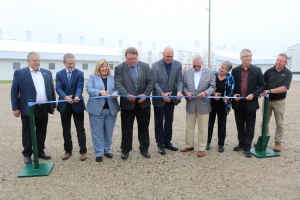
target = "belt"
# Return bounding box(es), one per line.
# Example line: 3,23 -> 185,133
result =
269,98 -> 285,102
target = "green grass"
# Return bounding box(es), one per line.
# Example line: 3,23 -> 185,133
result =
0,80 -> 12,84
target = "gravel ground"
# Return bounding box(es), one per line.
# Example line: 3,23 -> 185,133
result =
0,81 -> 300,200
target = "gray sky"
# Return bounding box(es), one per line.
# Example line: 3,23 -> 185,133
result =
1,0 -> 299,56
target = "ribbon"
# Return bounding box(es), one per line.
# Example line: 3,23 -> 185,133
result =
28,94 -> 268,107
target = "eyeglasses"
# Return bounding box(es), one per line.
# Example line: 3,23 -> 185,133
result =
66,62 -> 75,65
242,55 -> 252,58
193,65 -> 201,68
219,66 -> 228,71
126,57 -> 137,61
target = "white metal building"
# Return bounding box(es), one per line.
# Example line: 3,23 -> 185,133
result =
0,40 -> 121,80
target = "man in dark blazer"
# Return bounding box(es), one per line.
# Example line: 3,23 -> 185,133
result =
151,46 -> 183,155
231,48 -> 265,158
114,47 -> 154,159
11,51 -> 56,164
56,53 -> 87,161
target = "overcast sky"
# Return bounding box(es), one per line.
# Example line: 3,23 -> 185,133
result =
0,0 -> 299,56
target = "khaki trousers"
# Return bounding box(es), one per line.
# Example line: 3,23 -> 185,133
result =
185,110 -> 208,151
262,99 -> 286,143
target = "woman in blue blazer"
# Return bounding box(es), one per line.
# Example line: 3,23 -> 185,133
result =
86,59 -> 120,162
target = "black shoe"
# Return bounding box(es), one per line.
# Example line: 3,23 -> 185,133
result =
38,153 -> 51,160
95,157 -> 102,162
104,152 -> 114,158
164,143 -> 178,151
233,144 -> 243,151
206,143 -> 211,150
158,146 -> 166,155
140,151 -> 151,158
218,146 -> 224,152
24,156 -> 32,164
121,152 -> 129,159
243,150 -> 252,158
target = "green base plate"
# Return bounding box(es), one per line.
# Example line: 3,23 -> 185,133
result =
18,162 -> 54,177
250,148 -> 280,158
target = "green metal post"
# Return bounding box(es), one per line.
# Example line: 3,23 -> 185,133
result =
250,95 -> 280,158
18,100 -> 54,177
28,100 -> 40,169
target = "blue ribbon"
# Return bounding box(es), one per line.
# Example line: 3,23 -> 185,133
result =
28,94 -> 267,107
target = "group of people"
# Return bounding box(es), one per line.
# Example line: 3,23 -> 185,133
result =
11,47 -> 292,165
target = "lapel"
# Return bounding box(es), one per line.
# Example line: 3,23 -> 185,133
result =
69,68 -> 77,86
159,59 -> 169,82
137,62 -> 142,83
236,66 -> 241,92
25,66 -> 36,90
107,75 -> 113,92
96,75 -> 105,90
168,60 -> 176,84
197,68 -> 207,90
124,62 -> 135,84
40,68 -> 49,94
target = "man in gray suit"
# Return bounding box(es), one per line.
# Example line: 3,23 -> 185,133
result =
180,55 -> 216,157
151,46 -> 183,155
114,47 -> 154,159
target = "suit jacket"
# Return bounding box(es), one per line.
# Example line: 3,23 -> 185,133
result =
11,66 -> 56,116
86,74 -> 120,116
114,61 -> 154,110
151,59 -> 183,107
183,67 -> 216,114
231,64 -> 265,111
56,68 -> 85,113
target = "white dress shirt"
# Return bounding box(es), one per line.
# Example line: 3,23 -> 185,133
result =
29,67 -> 48,103
194,68 -> 202,90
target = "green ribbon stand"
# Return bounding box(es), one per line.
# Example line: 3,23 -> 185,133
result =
250,95 -> 280,158
18,99 -> 54,177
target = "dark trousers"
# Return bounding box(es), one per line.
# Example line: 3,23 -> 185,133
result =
60,103 -> 87,154
120,102 -> 150,153
153,102 -> 175,147
208,106 -> 227,146
234,101 -> 256,151
21,104 -> 49,157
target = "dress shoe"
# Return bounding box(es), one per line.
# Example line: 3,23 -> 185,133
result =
95,157 -> 102,162
218,146 -> 224,152
197,151 -> 205,157
274,142 -> 281,152
121,152 -> 129,159
243,150 -> 252,158
38,153 -> 51,160
164,143 -> 178,151
158,146 -> 166,155
104,152 -> 114,158
233,144 -> 244,151
206,143 -> 211,150
140,151 -> 151,158
62,152 -> 72,160
80,153 -> 88,161
180,147 -> 194,152
24,157 -> 32,164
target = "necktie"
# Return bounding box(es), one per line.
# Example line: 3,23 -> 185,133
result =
67,72 -> 72,83
130,67 -> 138,94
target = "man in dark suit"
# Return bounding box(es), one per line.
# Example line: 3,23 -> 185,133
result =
11,51 -> 56,164
114,47 -> 154,159
231,49 -> 265,158
56,53 -> 87,161
151,46 -> 183,155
